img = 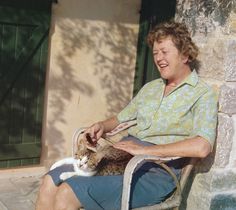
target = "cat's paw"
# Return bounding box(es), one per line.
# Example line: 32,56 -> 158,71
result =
60,172 -> 75,180
59,173 -> 67,180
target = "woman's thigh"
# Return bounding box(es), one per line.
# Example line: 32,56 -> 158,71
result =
63,162 -> 180,210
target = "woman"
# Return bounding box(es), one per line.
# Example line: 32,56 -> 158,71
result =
36,21 -> 218,210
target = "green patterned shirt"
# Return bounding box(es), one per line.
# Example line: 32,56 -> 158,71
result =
117,70 -> 218,147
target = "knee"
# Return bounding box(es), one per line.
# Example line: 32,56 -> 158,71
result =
38,175 -> 56,198
35,174 -> 57,209
54,183 -> 68,210
54,183 -> 80,210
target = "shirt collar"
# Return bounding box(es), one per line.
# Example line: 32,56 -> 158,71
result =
183,70 -> 199,87
159,69 -> 199,87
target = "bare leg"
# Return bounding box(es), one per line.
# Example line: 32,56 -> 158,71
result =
35,175 -> 58,210
54,182 -> 82,210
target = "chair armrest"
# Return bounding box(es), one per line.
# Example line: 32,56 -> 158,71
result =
121,155 -> 181,210
71,127 -> 87,156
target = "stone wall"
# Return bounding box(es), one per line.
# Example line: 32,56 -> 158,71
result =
176,0 -> 236,209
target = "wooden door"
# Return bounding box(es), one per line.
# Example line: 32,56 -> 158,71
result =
0,0 -> 52,168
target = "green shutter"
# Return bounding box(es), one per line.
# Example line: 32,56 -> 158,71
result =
133,0 -> 176,96
0,0 -> 52,168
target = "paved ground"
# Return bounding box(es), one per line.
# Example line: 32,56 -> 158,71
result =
0,167 -> 45,210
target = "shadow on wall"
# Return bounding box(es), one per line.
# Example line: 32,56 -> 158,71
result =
44,1 -> 139,163
57,20 -> 136,115
45,45 -> 95,162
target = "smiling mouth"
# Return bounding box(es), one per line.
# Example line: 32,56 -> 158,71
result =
158,64 -> 168,69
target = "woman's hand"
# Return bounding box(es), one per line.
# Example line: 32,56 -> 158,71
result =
83,117 -> 120,144
84,122 -> 105,143
113,140 -> 147,156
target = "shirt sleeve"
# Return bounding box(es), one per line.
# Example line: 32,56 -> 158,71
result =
117,95 -> 138,123
191,88 -> 218,148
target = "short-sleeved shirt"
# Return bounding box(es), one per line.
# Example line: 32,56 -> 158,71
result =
117,70 -> 218,147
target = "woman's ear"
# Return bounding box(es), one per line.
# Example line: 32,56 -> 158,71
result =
181,54 -> 189,64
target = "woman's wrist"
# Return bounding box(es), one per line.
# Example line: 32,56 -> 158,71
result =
97,121 -> 105,131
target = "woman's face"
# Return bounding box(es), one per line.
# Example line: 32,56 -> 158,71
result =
153,37 -> 188,82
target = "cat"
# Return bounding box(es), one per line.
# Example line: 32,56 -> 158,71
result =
50,133 -> 133,180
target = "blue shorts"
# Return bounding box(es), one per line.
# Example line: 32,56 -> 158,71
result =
48,137 -> 184,210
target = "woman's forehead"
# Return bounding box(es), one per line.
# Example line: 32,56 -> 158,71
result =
153,37 -> 176,49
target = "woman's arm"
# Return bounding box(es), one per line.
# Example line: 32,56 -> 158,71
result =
114,136 -> 212,158
84,116 -> 120,142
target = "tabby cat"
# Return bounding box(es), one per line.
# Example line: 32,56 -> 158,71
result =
50,134 -> 133,180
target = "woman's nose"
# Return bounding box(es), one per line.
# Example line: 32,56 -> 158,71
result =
155,52 -> 163,62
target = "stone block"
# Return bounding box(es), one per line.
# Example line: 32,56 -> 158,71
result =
211,169 -> 236,192
214,114 -> 234,168
0,202 -> 7,210
224,39 -> 236,81
228,12 -> 236,34
197,39 -> 225,81
229,115 -> 236,167
184,177 -> 211,210
184,168 -> 236,210
176,0 -> 236,35
210,193 -> 236,210
219,84 -> 236,114
183,170 -> 213,210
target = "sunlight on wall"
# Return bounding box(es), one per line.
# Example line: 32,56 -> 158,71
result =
42,0 -> 140,166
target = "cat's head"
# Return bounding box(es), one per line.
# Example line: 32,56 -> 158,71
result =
75,135 -> 104,170
87,148 -> 109,168
75,134 -> 98,157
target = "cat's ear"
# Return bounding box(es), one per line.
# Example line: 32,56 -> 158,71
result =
78,138 -> 89,150
80,137 -> 87,145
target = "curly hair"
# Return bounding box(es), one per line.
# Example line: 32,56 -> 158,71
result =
147,20 -> 199,63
